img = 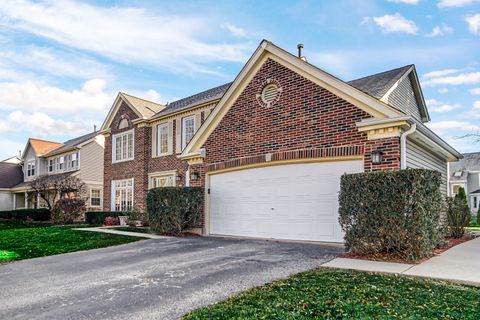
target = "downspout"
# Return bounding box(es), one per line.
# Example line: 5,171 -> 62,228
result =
400,123 -> 417,169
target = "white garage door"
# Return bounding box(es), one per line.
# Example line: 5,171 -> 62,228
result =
209,160 -> 363,242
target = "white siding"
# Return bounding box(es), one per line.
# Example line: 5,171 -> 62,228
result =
78,136 -> 105,183
386,76 -> 422,121
0,191 -> 13,210
406,139 -> 448,195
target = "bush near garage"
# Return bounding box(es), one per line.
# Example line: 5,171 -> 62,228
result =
338,169 -> 443,262
85,211 -> 122,225
0,208 -> 51,221
147,187 -> 203,235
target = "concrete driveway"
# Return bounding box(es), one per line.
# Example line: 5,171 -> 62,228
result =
0,236 -> 342,320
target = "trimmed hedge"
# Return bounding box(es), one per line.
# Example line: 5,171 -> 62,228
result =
147,187 -> 203,235
339,169 -> 443,262
0,208 -> 51,221
85,211 -> 122,225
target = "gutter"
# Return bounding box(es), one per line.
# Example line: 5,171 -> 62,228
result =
400,123 -> 417,169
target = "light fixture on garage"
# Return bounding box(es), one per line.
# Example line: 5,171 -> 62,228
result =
176,174 -> 182,182
191,171 -> 199,181
372,150 -> 383,165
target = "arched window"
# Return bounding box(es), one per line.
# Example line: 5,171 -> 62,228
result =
118,118 -> 129,129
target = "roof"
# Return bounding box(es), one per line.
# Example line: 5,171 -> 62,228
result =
0,163 -> 23,188
347,65 -> 413,100
28,138 -> 63,156
120,92 -> 165,118
43,131 -> 99,157
450,152 -> 480,177
153,82 -> 232,118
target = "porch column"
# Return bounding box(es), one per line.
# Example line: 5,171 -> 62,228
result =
37,193 -> 40,209
24,192 -> 28,208
13,193 -> 16,209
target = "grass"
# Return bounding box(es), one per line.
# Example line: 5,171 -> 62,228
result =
0,220 -> 145,262
111,226 -> 152,234
183,269 -> 480,320
467,215 -> 480,231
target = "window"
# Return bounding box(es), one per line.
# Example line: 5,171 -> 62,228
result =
70,152 -> 78,169
90,189 -> 101,207
157,123 -> 169,156
112,179 -> 133,211
453,185 -> 461,194
27,161 -> 35,177
48,160 -> 54,173
150,173 -> 175,189
474,196 -> 478,209
182,116 -> 195,150
118,118 -> 129,129
58,156 -> 65,171
113,129 -> 134,162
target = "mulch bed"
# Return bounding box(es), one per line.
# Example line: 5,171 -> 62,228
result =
340,235 -> 476,265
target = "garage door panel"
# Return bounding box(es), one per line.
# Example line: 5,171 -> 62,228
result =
209,160 -> 363,242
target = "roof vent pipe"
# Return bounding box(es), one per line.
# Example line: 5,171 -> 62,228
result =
297,44 -> 307,62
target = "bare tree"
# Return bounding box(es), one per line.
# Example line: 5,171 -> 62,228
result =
31,174 -> 87,210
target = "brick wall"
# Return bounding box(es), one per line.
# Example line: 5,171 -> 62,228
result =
203,58 -> 401,172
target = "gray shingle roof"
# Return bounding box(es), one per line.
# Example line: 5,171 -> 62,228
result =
153,82 -> 232,118
43,131 -> 99,157
450,152 -> 480,178
0,163 -> 23,188
347,65 -> 413,100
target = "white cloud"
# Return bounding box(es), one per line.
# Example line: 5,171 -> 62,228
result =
144,90 -> 162,103
438,88 -> 449,93
222,23 -> 247,38
372,13 -> 418,34
387,0 -> 420,4
0,139 -> 25,160
0,0 -> 251,75
422,71 -> 480,86
0,79 -> 113,114
474,101 -> 480,109
438,0 -> 479,7
425,24 -> 453,37
470,88 -> 480,95
423,69 -> 459,78
465,14 -> 480,36
425,98 -> 461,112
7,111 -> 88,138
427,120 -> 480,134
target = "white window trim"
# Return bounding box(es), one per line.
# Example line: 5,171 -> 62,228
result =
182,115 -> 196,150
156,123 -> 169,157
112,129 -> 135,164
48,159 -> 54,173
111,178 -> 134,211
26,161 -> 36,177
148,170 -> 177,189
90,189 -> 102,207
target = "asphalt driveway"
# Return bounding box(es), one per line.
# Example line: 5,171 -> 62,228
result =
0,236 -> 342,320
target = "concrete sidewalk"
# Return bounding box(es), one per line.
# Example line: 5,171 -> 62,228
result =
323,236 -> 480,286
73,227 -> 169,239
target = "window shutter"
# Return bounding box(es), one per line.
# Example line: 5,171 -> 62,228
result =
168,120 -> 174,155
175,118 -> 181,153
152,124 -> 157,157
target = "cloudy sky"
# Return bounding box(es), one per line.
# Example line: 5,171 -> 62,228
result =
0,0 -> 479,160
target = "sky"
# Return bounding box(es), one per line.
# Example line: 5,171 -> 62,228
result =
0,0 -> 479,160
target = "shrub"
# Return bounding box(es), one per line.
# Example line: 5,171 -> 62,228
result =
104,216 -> 119,226
85,211 -> 121,225
52,198 -> 86,224
477,207 -> 480,226
445,197 -> 470,238
0,208 -> 51,221
339,169 -> 443,262
147,187 -> 203,235
125,208 -> 148,227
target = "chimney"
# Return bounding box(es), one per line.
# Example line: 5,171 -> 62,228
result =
297,44 -> 307,62
94,124 -> 97,132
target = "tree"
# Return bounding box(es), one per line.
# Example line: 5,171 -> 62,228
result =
30,174 -> 87,210
455,186 -> 469,209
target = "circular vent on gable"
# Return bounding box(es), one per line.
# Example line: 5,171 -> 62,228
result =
262,84 -> 279,104
256,79 -> 282,108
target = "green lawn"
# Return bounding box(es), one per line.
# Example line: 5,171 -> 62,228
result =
184,269 -> 480,320
111,226 -> 152,233
0,220 -> 145,262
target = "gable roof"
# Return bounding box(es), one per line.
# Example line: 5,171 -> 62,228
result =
0,162 -> 23,188
152,82 -> 232,119
348,65 -> 413,100
180,39 -> 404,158
43,131 -> 100,157
27,138 -> 63,157
101,92 -> 166,131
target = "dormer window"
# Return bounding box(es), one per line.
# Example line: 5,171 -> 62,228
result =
27,161 -> 35,177
454,171 -> 462,177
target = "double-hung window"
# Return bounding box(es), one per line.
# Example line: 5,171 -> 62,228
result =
48,160 -> 54,173
149,172 -> 176,189
90,189 -> 101,207
182,116 -> 195,150
157,123 -> 168,156
113,129 -> 134,162
70,152 -> 78,169
27,161 -> 35,177
58,156 -> 65,171
112,179 -> 133,211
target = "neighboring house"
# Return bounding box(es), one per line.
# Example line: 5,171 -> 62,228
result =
101,40 -> 461,243
1,155 -> 22,164
0,162 -> 23,210
449,152 -> 480,213
1,132 -> 105,211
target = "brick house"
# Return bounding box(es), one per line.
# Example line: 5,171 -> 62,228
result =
101,40 -> 461,243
